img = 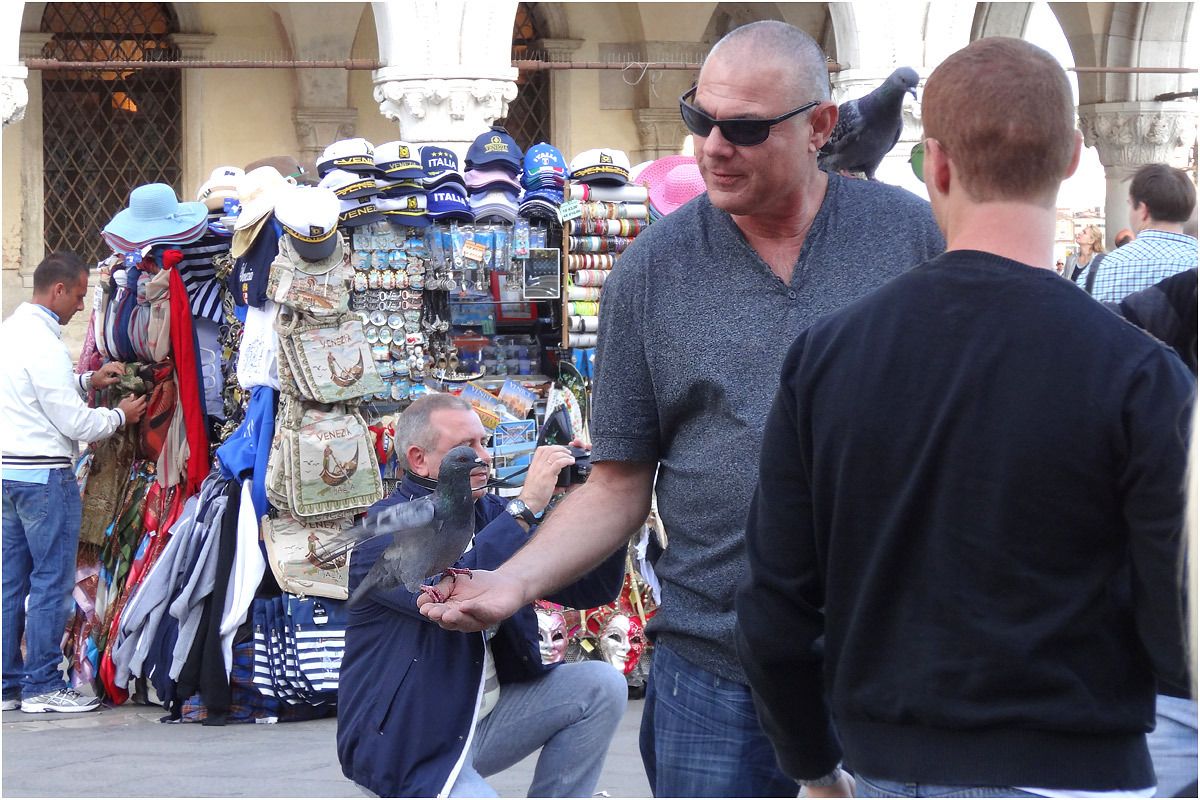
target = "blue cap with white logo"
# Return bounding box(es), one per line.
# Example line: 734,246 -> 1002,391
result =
465,126 -> 522,173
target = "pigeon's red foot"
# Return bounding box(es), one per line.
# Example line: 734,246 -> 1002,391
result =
443,567 -> 473,580
419,584 -> 446,604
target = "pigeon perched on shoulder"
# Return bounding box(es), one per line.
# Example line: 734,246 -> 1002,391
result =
818,66 -> 919,180
334,445 -> 485,607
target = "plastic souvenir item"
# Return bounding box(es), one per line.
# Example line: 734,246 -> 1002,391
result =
536,607 -> 568,664
599,613 -> 647,675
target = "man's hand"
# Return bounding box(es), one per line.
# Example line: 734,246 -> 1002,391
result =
804,771 -> 855,798
118,394 -> 148,425
417,568 -> 528,632
91,361 -> 125,390
516,445 -> 579,515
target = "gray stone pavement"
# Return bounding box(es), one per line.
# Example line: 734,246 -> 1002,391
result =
1,698 -> 651,798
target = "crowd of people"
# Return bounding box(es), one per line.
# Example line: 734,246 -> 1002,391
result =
3,18 -> 1197,800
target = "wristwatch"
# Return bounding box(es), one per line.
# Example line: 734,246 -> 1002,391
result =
505,498 -> 539,526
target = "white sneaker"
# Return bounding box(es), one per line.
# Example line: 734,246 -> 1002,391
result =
20,688 -> 100,713
0,698 -> 19,711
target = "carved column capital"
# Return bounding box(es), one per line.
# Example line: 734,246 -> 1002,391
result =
0,64 -> 29,127
633,107 -> 687,163
170,33 -> 217,59
293,107 -> 358,174
1078,102 -> 1195,172
535,38 -> 583,61
373,73 -> 518,156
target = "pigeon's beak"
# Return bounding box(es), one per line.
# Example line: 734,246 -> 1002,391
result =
907,86 -> 918,100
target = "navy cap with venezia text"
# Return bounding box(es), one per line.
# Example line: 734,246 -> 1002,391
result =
465,126 -> 523,173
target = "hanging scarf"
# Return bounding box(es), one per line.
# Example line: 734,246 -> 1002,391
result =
167,262 -> 211,496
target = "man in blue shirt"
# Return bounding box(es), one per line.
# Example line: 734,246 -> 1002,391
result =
1090,163 -> 1196,302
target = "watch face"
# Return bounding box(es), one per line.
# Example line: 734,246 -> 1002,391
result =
506,499 -> 524,514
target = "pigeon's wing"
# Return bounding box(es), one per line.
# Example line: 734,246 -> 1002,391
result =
395,520 -> 445,593
820,99 -> 865,157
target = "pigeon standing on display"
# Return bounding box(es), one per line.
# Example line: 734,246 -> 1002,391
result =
341,446 -> 485,607
818,66 -> 920,180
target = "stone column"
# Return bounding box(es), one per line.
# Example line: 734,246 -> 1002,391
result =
536,37 -> 582,150
830,69 -> 927,197
372,1 -> 520,160
1078,102 -> 1196,248
171,33 -> 216,198
17,32 -> 54,285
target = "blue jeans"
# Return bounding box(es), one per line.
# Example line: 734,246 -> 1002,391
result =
857,776 -> 1038,797
450,659 -> 628,797
639,641 -> 797,797
1147,694 -> 1198,797
2,470 -> 82,698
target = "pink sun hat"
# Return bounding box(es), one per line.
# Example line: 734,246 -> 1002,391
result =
640,155 -> 706,217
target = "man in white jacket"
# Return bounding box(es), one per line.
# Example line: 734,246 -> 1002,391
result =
2,252 -> 146,713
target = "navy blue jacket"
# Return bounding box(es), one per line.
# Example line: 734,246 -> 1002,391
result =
336,475 -> 626,797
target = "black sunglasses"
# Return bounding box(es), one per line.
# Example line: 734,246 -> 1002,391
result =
679,86 -> 820,146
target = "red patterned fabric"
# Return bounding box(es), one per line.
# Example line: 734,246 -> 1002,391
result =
167,266 -> 210,496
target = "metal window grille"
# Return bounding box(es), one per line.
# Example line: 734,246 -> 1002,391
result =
40,3 -> 181,266
498,2 -> 550,152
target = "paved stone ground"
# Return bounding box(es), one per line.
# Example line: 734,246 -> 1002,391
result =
1,697 -> 650,798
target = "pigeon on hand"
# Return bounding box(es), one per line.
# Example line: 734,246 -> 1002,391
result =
818,66 -> 920,180
343,445 -> 486,607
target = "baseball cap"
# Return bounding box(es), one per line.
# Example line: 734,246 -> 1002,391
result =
570,148 -> 631,186
470,189 -> 519,224
523,143 -> 567,187
427,185 -> 473,222
196,166 -> 244,212
465,126 -> 522,173
275,185 -> 341,261
465,167 -> 523,193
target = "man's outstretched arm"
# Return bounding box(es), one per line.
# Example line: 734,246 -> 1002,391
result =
419,459 -> 656,631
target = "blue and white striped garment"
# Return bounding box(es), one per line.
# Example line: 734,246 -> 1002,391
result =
176,229 -> 233,323
1089,229 -> 1197,303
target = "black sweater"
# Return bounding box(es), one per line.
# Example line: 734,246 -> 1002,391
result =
736,251 -> 1195,791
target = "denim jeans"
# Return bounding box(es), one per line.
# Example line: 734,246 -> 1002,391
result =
2,470 -> 82,698
450,659 -> 628,797
856,776 -> 1039,797
1147,694 -> 1198,798
639,641 -> 797,797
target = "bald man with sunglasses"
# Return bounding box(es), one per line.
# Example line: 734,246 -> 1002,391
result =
420,21 -> 943,797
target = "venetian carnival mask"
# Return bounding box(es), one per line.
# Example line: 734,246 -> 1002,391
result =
536,608 -> 567,664
599,613 -> 646,675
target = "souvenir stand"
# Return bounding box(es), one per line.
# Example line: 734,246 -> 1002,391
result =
65,129 -> 674,722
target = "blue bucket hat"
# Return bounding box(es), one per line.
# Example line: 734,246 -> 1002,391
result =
103,183 -> 208,250
466,126 -> 522,173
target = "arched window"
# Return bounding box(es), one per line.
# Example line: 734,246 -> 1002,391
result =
40,2 -> 182,265
498,2 -> 550,152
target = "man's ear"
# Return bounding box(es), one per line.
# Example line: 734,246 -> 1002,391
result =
808,101 -> 838,152
924,138 -> 952,197
406,445 -> 428,476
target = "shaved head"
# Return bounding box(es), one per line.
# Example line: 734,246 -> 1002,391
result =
704,21 -> 830,104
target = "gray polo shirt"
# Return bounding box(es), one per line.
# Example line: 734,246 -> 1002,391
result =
591,173 -> 944,682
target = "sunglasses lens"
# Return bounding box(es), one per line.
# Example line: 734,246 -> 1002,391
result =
720,121 -> 770,146
679,100 -> 715,137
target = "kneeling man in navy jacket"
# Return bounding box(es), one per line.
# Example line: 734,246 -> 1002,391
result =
337,392 -> 628,798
